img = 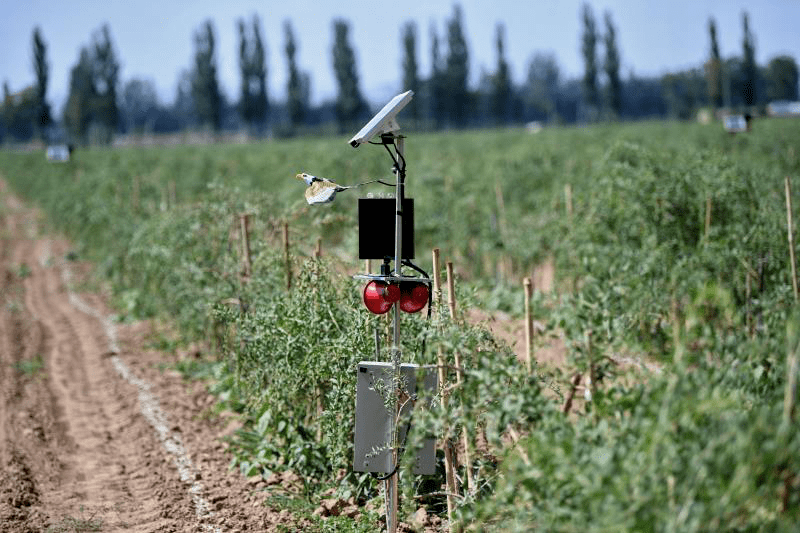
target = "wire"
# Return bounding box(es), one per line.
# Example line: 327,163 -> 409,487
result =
369,419 -> 413,481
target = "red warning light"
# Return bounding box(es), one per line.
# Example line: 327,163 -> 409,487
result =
398,282 -> 429,313
363,280 -> 401,314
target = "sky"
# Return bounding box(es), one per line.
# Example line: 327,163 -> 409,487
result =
1,0 -> 799,114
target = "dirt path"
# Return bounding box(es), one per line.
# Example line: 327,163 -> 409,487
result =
0,183 -> 279,531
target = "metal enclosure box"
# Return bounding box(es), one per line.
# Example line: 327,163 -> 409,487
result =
353,362 -> 437,475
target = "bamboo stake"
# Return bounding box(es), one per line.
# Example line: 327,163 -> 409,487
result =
704,196 -> 712,241
239,214 -> 252,279
433,249 -> 458,531
785,176 -> 798,301
283,221 -> 292,290
523,277 -> 534,373
446,262 -> 474,494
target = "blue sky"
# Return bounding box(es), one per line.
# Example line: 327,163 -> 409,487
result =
1,0 -> 799,113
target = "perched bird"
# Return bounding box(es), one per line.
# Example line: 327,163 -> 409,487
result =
295,172 -> 347,204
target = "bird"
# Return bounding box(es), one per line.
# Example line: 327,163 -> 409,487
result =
295,172 -> 347,205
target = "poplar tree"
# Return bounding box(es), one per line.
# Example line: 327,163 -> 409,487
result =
581,3 -> 599,119
238,15 -> 268,133
32,27 -> 51,138
284,20 -> 307,129
92,24 -> 120,142
491,22 -> 511,124
332,19 -> 367,132
741,12 -> 756,106
603,11 -> 621,118
706,18 -> 723,110
445,4 -> 469,126
401,21 -> 420,122
766,56 -> 799,101
429,22 -> 445,127
63,48 -> 95,144
192,20 -> 222,131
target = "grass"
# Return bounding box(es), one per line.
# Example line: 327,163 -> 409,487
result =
13,354 -> 44,376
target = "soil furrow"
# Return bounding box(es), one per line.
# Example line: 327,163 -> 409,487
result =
0,180 -> 276,531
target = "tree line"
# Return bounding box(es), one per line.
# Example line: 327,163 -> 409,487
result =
1,3 -> 798,145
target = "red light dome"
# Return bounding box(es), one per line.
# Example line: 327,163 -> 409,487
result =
363,280 -> 401,314
399,282 -> 429,313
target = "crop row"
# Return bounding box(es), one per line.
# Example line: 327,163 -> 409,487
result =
2,119 -> 799,530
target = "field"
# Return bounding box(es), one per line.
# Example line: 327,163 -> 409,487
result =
2,117 -> 800,531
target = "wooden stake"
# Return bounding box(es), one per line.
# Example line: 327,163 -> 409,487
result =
782,328 -> 798,510
784,348 -> 798,425
705,196 -> 712,241
523,277 -> 534,373
565,183 -> 573,224
283,221 -> 292,290
315,237 -> 322,259
786,176 -> 798,301
495,181 -> 510,280
132,176 -> 140,213
562,372 -> 582,415
239,214 -> 252,279
446,262 -> 474,494
446,262 -> 457,321
746,271 -> 752,337
587,330 -> 597,419
433,249 -> 458,531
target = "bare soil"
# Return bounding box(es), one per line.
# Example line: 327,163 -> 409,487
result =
0,181 -> 291,531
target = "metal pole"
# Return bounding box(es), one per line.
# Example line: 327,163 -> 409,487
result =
385,135 -> 405,533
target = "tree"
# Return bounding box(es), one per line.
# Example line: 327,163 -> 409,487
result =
766,55 -> 799,101
401,21 -> 420,123
491,23 -> 511,124
32,27 -> 51,139
603,11 -> 622,118
525,52 -> 560,122
705,17 -> 723,110
428,22 -> 445,127
331,19 -> 367,132
192,20 -> 222,131
741,11 -> 757,106
238,15 -> 268,134
120,78 -> 159,133
445,4 -> 469,126
63,48 -> 95,144
284,20 -> 309,129
2,83 -> 38,142
172,69 -> 196,130
581,3 -> 599,120
91,24 -> 120,143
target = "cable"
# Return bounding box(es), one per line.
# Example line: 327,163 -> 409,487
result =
369,419 -> 413,481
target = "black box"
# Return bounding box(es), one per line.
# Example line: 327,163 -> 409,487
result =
358,198 -> 414,260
